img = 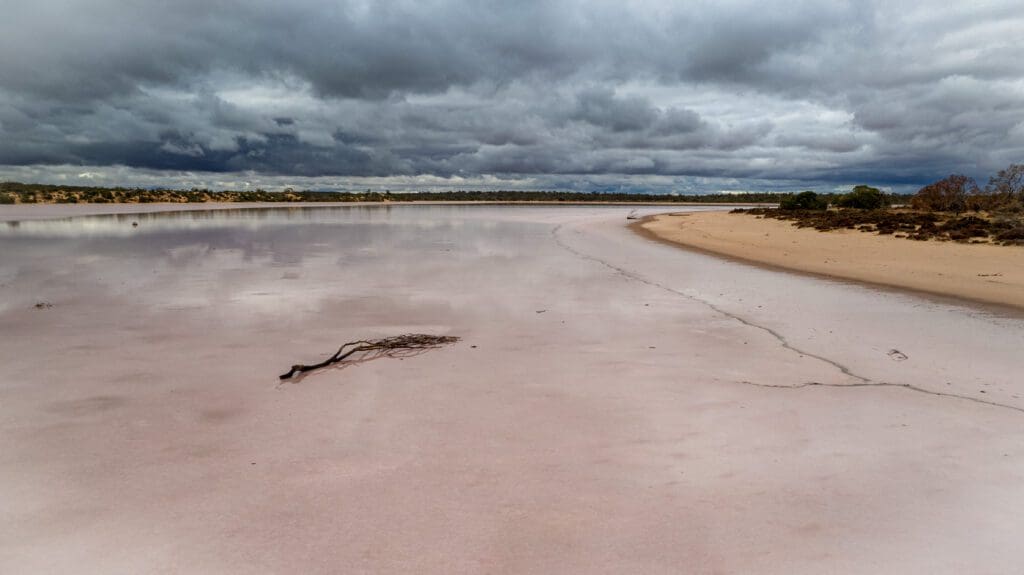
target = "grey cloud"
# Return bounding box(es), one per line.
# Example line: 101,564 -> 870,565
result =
1,0 -> 1022,190
652,109 -> 703,136
572,89 -> 659,132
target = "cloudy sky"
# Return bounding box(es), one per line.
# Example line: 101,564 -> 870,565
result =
1,0 -> 1022,193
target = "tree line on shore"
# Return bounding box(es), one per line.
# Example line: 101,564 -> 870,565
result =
743,163 -> 1024,245
777,163 -> 1024,214
0,183 -> 791,205
1,163 -> 1019,212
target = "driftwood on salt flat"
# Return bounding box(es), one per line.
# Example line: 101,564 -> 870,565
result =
279,333 -> 460,380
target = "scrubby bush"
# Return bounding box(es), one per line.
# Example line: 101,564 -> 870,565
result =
0,192 -> 14,204
836,185 -> 889,210
912,174 -> 976,213
957,164 -> 1024,212
939,216 -> 990,241
987,164 -> 1024,201
779,191 -> 828,210
995,226 -> 1024,244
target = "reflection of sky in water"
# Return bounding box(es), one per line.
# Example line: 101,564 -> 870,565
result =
0,205 -> 679,319
3,205 -> 454,239
0,204 -> 694,238
5,204 -> 1020,397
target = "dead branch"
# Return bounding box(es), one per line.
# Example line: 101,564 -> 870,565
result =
279,333 -> 460,380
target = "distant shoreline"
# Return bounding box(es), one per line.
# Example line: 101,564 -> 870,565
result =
0,181 -> 789,206
636,211 -> 1024,313
0,201 -> 769,223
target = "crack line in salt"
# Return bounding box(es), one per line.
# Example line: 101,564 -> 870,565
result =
551,223 -> 1023,415
735,380 -> 1024,414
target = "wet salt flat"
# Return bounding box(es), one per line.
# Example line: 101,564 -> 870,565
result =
2,204 -> 1023,574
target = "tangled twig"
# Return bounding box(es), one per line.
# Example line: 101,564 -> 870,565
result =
279,334 -> 460,380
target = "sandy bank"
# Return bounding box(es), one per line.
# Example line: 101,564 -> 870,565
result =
640,211 -> 1024,311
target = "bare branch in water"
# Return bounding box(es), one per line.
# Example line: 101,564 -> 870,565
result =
279,334 -> 460,380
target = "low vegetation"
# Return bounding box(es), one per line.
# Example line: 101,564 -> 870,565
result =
733,163 -> 1024,246
0,182 -> 786,205
779,191 -> 829,210
736,208 -> 1024,244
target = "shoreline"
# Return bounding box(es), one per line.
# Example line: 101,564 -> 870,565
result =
635,211 -> 1024,314
0,201 -> 770,223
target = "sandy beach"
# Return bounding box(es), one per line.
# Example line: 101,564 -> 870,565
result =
640,211 -> 1024,311
2,204 -> 1024,574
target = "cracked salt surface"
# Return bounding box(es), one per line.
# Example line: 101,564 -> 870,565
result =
554,222 -> 1024,416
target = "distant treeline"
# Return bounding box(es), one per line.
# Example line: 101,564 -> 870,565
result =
0,182 -> 796,204
910,164 -> 1024,213
731,163 -> 1024,246
771,163 -> 1024,215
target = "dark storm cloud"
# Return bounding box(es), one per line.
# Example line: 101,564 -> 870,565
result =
1,0 -> 1022,191
572,89 -> 659,133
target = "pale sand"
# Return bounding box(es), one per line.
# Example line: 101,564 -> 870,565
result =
2,204 -> 1024,574
640,211 -> 1024,310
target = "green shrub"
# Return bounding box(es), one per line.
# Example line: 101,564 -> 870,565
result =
0,193 -> 14,204
836,185 -> 889,210
779,191 -> 828,210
